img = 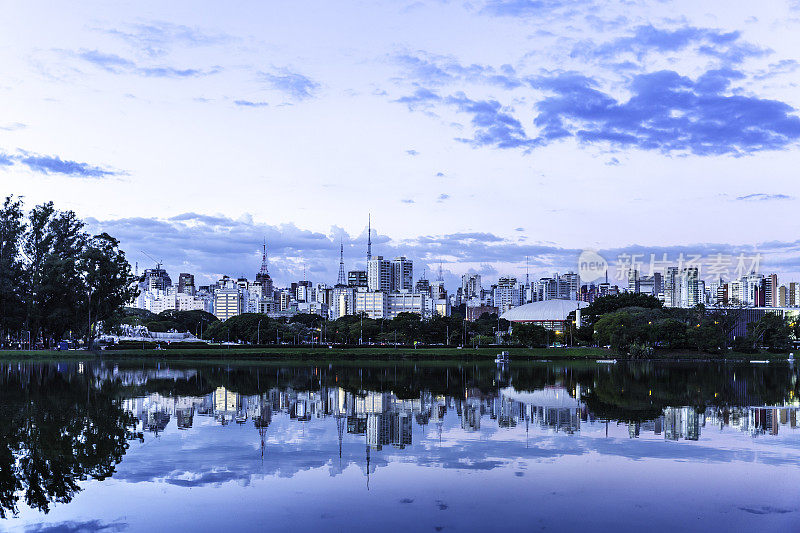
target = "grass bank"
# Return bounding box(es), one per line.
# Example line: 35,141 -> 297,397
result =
0,345 -> 792,362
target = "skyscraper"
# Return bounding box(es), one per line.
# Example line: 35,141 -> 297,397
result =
177,273 -> 195,295
392,256 -> 413,292
367,256 -> 393,291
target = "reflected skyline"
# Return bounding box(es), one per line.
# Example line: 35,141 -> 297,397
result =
2,359 -> 799,532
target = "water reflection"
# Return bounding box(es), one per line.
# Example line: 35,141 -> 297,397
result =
1,360 -> 799,531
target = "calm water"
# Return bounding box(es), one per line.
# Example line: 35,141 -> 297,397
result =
1,359 -> 799,532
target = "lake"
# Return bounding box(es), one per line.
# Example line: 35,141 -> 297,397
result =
1,359 -> 798,532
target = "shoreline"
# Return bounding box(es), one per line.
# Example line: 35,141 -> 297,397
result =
0,346 -> 792,362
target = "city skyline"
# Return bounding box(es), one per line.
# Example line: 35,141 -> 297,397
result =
2,1 -> 800,286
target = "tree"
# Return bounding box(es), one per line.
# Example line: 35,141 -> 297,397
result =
38,210 -> 87,345
0,196 -> 26,343
749,313 -> 791,353
582,293 -> 662,327
82,233 -> 138,347
511,323 -> 549,348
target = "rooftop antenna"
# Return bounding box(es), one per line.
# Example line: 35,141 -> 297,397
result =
367,214 -> 372,262
337,238 -> 347,286
525,256 -> 530,285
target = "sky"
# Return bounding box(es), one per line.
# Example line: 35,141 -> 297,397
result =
2,0 -> 800,288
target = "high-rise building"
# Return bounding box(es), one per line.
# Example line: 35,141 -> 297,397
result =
764,273 -> 778,307
142,267 -> 172,292
415,276 -> 431,296
214,288 -> 242,321
392,256 -> 413,292
177,273 -> 195,295
664,267 -> 679,307
559,272 -> 580,300
348,270 -> 367,288
462,274 -> 482,300
368,256 -> 393,291
679,267 -> 699,308
495,276 -> 522,314
627,268 -> 639,294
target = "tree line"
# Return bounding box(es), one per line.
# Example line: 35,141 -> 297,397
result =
0,196 -> 137,349
109,307 -> 510,347
574,293 -> 799,355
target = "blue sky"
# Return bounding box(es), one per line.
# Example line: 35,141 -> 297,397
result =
2,0 -> 800,286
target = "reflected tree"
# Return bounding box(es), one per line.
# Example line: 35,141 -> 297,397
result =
0,365 -> 140,517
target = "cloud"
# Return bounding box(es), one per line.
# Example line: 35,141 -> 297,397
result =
754,59 -> 799,80
606,157 -> 620,166
436,172 -> 445,177
0,151 -> 121,178
480,0 -> 579,17
396,88 -> 536,150
19,154 -> 120,178
234,100 -> 269,107
394,52 -> 522,89
437,194 -> 450,202
401,199 -> 415,204
447,93 -> 535,149
77,49 -> 136,71
530,69 -> 800,155
405,149 -> 419,156
259,68 -> 320,100
75,49 -> 220,78
0,122 -> 26,131
571,25 -> 765,64
736,193 -> 793,201
23,520 -> 128,533
85,211 -> 800,289
103,21 -> 232,57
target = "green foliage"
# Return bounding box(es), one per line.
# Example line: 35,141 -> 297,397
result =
511,323 -> 549,347
0,197 -> 26,339
749,313 -> 792,353
0,367 -> 140,517
82,233 -> 138,346
0,198 -> 137,347
155,309 -> 218,334
583,293 -> 662,327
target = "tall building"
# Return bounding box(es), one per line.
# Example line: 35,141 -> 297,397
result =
392,257 -> 413,292
367,256 -> 393,291
764,273 -> 778,307
214,288 -> 242,321
627,268 -> 640,294
679,267 -> 699,308
142,267 -> 172,292
559,272 -> 580,300
664,267 -> 679,307
462,274 -> 482,300
495,276 -> 522,314
177,273 -> 195,295
415,275 -> 431,296
348,270 -> 367,288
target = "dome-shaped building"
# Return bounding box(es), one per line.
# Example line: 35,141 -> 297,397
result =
500,300 -> 588,333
